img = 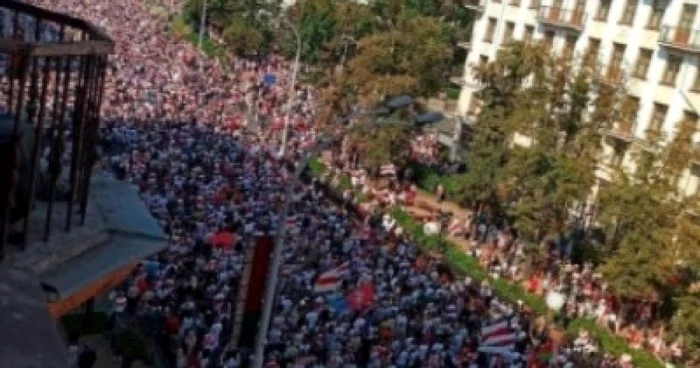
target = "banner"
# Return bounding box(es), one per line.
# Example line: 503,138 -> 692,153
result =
238,235 -> 275,349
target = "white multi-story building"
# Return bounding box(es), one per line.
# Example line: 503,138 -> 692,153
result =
452,0 -> 700,196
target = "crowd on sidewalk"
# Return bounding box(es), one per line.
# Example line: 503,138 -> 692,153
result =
19,0 -> 676,366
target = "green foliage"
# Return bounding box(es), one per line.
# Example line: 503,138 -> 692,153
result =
410,162 -> 458,196
308,157 -> 328,176
347,120 -> 414,175
670,293 -> 700,364
346,13 -> 452,102
183,0 -> 282,57
567,319 -> 664,368
171,15 -> 218,55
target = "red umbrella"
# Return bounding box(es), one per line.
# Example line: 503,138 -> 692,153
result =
210,231 -> 235,250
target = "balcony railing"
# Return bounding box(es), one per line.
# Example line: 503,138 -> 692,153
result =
605,121 -> 637,143
457,41 -> 471,49
464,0 -> 487,12
0,1 -> 113,259
537,6 -> 587,32
658,25 -> 700,53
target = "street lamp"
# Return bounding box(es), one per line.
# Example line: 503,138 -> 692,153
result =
277,18 -> 302,158
197,0 -> 208,50
251,139 -> 330,368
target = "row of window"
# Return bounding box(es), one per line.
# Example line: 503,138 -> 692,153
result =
484,0 -> 687,41
594,0 -> 669,28
587,39 -> 700,90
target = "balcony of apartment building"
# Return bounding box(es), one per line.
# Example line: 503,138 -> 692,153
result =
457,41 -> 471,50
604,120 -> 637,144
537,6 -> 587,33
463,0 -> 487,13
0,1 -> 165,366
658,25 -> 700,53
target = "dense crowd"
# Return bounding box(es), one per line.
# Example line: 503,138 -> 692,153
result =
20,0 -> 673,366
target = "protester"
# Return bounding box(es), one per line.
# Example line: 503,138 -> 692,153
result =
23,0 -> 657,366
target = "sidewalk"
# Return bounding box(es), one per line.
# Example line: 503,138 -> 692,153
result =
401,189 -> 475,252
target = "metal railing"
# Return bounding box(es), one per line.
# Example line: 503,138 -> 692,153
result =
537,6 -> 587,31
659,25 -> 700,52
464,0 -> 487,11
0,0 -> 113,259
607,121 -> 637,142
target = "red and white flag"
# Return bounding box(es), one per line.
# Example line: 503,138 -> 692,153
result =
313,262 -> 350,293
380,164 -> 396,176
286,216 -> 297,228
481,320 -> 516,349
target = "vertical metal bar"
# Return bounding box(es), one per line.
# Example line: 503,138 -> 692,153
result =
44,55 -> 71,241
11,9 -> 18,39
73,31 -> 93,213
65,55 -> 90,232
80,55 -> 106,225
22,56 -> 51,247
0,49 -> 28,254
75,55 -> 97,219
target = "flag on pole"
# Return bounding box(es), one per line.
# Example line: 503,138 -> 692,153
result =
313,262 -> 350,293
481,320 -> 516,349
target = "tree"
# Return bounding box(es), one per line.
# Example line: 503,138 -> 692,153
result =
346,116 -> 414,176
284,0 -> 376,67
345,12 -> 452,104
670,293 -> 700,364
184,0 -> 282,57
596,116 -> 700,301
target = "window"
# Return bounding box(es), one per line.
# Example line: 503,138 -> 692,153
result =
563,35 -> 577,58
624,96 -> 641,123
572,0 -> 586,27
679,4 -> 697,30
523,25 -> 535,41
648,103 -> 668,132
684,111 -> 699,124
484,18 -> 497,43
632,49 -> 652,79
608,43 -> 626,82
619,0 -> 638,26
479,55 -> 490,67
595,0 -> 611,21
510,0 -> 520,6
585,37 -> 601,65
544,30 -> 555,48
692,69 -> 700,91
646,0 -> 665,30
611,147 -> 626,168
529,0 -> 540,9
661,54 -> 682,86
503,22 -> 516,43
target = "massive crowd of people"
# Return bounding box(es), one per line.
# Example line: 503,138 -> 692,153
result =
16,0 -> 682,366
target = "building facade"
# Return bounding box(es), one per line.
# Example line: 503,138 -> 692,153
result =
453,0 -> 700,196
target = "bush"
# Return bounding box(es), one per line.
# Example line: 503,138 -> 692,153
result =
410,162 -> 458,197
